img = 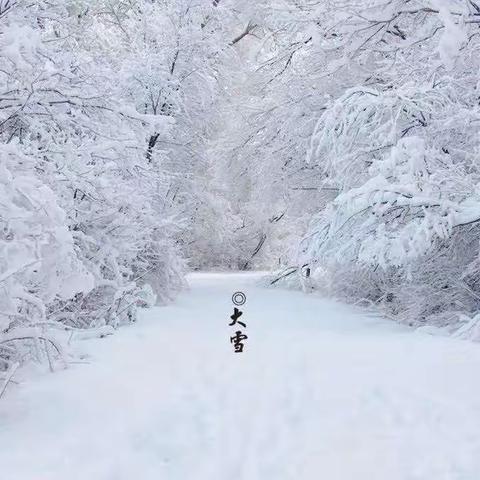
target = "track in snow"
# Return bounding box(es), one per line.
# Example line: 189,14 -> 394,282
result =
1,272 -> 480,480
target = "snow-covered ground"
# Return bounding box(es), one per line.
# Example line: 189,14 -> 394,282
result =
1,272 -> 480,480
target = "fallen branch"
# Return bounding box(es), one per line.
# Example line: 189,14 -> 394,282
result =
0,361 -> 19,400
270,267 -> 298,285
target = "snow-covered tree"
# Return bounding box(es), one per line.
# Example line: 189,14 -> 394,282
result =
295,0 -> 480,329
0,0 -> 187,371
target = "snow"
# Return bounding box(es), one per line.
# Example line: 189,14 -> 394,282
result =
1,272 -> 480,480
432,1 -> 468,70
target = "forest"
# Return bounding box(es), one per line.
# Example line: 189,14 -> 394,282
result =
2,0 -> 480,378
3,2 -> 480,478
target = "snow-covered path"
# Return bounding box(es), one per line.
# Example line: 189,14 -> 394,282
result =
1,272 -> 480,480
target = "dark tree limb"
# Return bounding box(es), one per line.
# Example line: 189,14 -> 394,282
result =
230,21 -> 257,46
243,233 -> 267,270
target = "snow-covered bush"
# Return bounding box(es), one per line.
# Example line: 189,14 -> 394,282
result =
0,144 -> 94,369
0,0 -> 191,373
294,0 -> 480,334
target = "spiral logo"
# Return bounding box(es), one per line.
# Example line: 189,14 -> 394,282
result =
232,291 -> 247,306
